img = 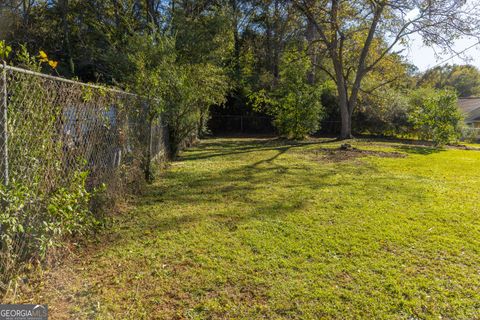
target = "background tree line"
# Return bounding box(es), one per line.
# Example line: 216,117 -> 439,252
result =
1,0 -> 480,145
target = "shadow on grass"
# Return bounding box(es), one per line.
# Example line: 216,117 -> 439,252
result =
355,134 -> 435,146
45,137 -> 452,320
180,137 -> 338,162
394,145 -> 443,155
125,139 -> 426,235
100,138 -> 429,252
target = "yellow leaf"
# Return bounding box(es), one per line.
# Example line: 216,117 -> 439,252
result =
38,50 -> 48,61
48,60 -> 58,69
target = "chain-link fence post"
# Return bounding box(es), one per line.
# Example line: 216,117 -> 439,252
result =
0,61 -> 9,186
149,115 -> 153,166
144,102 -> 153,182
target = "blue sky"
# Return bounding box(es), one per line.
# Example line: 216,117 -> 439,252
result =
402,0 -> 480,71
405,35 -> 480,71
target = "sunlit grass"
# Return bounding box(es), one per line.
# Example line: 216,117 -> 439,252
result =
30,137 -> 480,319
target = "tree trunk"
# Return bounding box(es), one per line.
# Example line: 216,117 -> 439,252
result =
232,4 -> 241,82
338,87 -> 352,139
60,0 -> 74,75
145,0 -> 158,27
306,19 -> 316,84
333,59 -> 353,139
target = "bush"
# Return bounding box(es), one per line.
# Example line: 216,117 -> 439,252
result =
461,125 -> 479,143
408,88 -> 463,146
0,171 -> 100,287
0,44 -> 145,293
271,89 -> 324,139
250,50 -> 325,140
354,88 -> 413,137
165,63 -> 229,155
124,33 -> 229,157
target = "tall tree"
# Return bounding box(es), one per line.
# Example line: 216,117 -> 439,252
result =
293,0 -> 480,138
419,64 -> 480,97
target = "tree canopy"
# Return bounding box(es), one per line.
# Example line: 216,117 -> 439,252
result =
419,64 -> 480,98
1,0 -> 479,141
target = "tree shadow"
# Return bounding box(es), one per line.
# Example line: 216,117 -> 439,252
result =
355,135 -> 435,146
46,137 -> 438,319
91,137 -> 430,255
122,140 -> 426,237
394,145 -> 443,155
180,137 -> 338,162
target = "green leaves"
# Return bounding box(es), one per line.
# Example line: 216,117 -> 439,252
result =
0,40 -> 11,60
249,49 -> 326,140
409,89 -> 462,146
0,169 -> 97,264
419,65 -> 480,98
123,31 -> 230,155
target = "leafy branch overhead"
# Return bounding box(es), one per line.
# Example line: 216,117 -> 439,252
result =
1,0 -> 478,143
292,0 -> 480,138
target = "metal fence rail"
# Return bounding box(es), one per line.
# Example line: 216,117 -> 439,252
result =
208,115 -> 275,134
0,62 -> 170,290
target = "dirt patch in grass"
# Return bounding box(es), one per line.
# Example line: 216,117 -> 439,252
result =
13,137 -> 480,319
311,144 -> 407,162
448,144 -> 480,151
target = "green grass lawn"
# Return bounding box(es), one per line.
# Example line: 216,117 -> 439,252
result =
24,138 -> 480,319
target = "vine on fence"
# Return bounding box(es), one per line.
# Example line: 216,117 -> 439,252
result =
0,53 -> 170,297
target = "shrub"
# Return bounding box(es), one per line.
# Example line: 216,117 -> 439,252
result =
124,33 -> 229,157
165,63 -> 229,155
461,125 -> 479,143
354,88 -> 413,137
0,171 -> 99,287
250,50 -> 325,140
272,89 -> 324,140
408,88 -> 463,146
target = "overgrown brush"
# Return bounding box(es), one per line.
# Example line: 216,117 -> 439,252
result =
0,45 -> 169,298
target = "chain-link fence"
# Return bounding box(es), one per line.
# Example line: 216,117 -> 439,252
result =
208,115 -> 275,134
0,62 -> 170,293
